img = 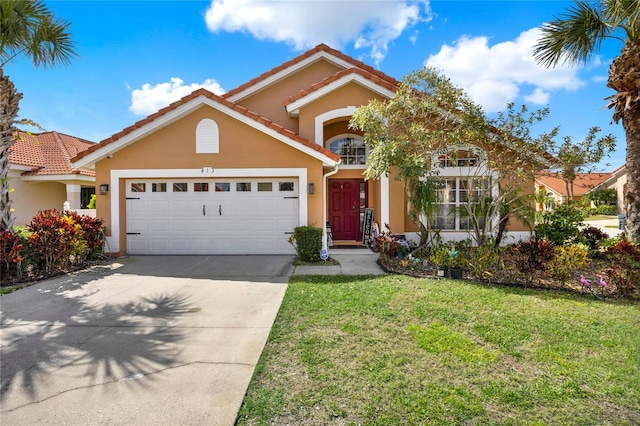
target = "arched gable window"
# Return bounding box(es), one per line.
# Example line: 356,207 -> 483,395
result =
196,118 -> 219,153
437,149 -> 482,168
327,135 -> 366,166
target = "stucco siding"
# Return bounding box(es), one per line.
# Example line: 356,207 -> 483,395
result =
236,60 -> 343,134
8,170 -> 67,226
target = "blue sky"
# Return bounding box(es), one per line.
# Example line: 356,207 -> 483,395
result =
7,0 -> 628,169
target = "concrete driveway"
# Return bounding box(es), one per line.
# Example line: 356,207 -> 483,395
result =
0,255 -> 293,425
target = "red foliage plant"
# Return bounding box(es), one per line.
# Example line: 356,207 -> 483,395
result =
28,209 -> 79,274
1,230 -> 23,281
510,239 -> 555,281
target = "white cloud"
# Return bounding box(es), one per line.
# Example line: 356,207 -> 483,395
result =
204,0 -> 431,65
525,88 -> 550,105
424,28 -> 585,112
129,78 -> 225,116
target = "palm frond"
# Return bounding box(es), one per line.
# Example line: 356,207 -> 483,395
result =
0,0 -> 76,68
534,0 -> 612,67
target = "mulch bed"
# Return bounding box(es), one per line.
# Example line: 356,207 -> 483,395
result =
378,255 -> 634,300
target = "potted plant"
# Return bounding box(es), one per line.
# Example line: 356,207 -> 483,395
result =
446,245 -> 466,279
429,245 -> 450,277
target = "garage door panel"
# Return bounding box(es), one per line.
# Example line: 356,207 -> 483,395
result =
149,220 -> 169,232
149,239 -> 170,252
126,178 -> 298,254
254,218 -> 276,231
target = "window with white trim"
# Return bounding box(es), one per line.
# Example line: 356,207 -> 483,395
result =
432,145 -> 493,231
434,177 -> 492,230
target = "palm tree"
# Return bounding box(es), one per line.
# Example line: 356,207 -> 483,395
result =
0,0 -> 76,231
533,0 -> 640,242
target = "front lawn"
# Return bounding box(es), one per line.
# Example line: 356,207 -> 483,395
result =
238,275 -> 640,425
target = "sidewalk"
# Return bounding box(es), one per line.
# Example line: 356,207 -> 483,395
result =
292,247 -> 385,276
584,218 -> 624,237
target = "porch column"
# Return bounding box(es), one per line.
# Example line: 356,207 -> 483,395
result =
380,175 -> 389,227
65,184 -> 81,209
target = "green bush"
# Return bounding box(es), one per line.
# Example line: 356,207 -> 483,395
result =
596,204 -> 617,216
547,244 -> 589,286
291,225 -> 323,262
535,203 -> 584,245
87,194 -> 97,209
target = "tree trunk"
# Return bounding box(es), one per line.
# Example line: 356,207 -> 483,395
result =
622,107 -> 640,242
607,42 -> 640,242
0,70 -> 22,232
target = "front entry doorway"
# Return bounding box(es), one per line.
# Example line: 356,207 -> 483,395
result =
329,179 -> 367,241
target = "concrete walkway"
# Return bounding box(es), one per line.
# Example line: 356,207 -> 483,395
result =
292,247 -> 385,276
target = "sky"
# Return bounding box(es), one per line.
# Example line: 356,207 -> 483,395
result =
7,0 -> 629,169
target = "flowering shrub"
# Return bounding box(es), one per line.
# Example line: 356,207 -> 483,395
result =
547,244 -> 589,286
1,230 -> 23,281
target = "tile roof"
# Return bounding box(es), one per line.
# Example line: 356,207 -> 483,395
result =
72,88 -> 340,163
223,43 -> 399,100
535,172 -> 612,197
10,131 -> 95,177
284,67 -> 398,107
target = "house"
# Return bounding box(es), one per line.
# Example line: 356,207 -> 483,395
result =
8,131 -> 96,226
535,171 -> 611,210
70,44 -> 534,256
586,164 -> 627,214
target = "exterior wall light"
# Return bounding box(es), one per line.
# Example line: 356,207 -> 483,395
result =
99,184 -> 109,195
308,183 -> 315,194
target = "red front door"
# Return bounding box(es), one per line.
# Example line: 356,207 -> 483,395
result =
329,179 -> 365,241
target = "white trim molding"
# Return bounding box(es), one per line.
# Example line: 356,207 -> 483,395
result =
108,168 -> 307,253
227,50 -> 354,103
73,95 -> 339,169
286,74 -> 395,117
380,175 -> 390,227
315,106 -> 357,145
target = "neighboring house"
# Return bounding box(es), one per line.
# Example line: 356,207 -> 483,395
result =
535,171 -> 611,210
587,164 -> 627,214
71,44 -> 534,256
8,131 -> 96,226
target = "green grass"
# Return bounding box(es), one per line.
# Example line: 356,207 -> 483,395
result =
585,215 -> 618,221
0,286 -> 17,295
237,275 -> 640,425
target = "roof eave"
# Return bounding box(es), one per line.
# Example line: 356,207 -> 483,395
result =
285,74 -> 395,117
72,94 -> 339,169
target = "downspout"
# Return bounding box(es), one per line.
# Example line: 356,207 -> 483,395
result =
322,162 -> 341,250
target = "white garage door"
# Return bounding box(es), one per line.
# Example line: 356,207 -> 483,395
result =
125,178 -> 299,254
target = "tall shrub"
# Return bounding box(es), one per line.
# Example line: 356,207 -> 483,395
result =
291,226 -> 323,262
28,209 -> 79,274
535,203 -> 584,245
